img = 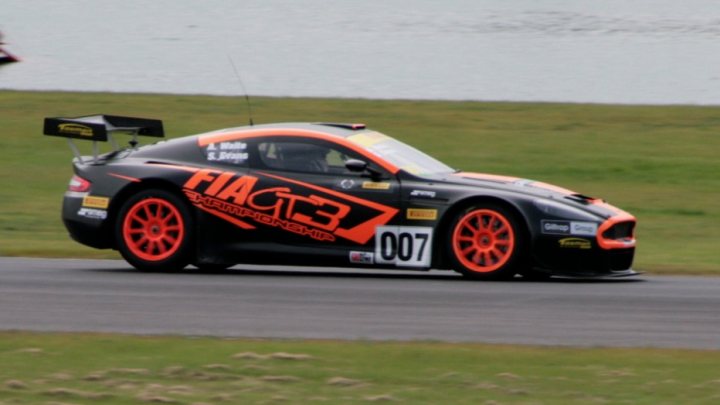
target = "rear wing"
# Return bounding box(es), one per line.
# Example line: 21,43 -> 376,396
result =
43,114 -> 164,164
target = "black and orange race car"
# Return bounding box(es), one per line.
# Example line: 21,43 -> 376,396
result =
45,115 -> 637,279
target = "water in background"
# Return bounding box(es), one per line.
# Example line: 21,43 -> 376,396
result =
2,0 -> 720,104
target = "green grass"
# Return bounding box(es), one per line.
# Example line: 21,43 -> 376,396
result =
0,332 -> 719,404
1,90 -> 719,273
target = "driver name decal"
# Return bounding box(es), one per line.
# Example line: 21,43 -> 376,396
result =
183,169 -> 398,244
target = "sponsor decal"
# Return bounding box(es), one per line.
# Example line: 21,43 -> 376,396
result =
205,141 -> 248,163
58,123 -> 93,137
362,181 -> 391,190
82,195 -> 110,209
542,220 -> 570,235
375,226 -> 433,267
207,151 -> 248,162
207,141 -> 247,151
570,222 -> 598,236
558,237 -> 592,249
406,208 -> 438,220
349,251 -> 374,264
542,220 -> 597,236
183,169 -> 398,244
77,208 -> 107,220
339,179 -> 355,190
65,191 -> 89,199
409,189 -> 437,199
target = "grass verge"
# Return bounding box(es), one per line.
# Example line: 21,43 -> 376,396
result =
1,90 -> 718,274
1,332 -> 719,404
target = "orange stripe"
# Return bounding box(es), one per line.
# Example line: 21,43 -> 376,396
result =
455,173 -> 579,195
108,172 -> 141,183
593,200 -> 630,216
197,128 -> 400,174
144,163 -> 201,173
529,181 -> 577,196
455,172 -> 521,183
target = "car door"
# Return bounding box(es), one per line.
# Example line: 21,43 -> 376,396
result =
246,136 -> 403,264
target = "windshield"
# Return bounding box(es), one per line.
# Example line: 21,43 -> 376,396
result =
347,131 -> 454,177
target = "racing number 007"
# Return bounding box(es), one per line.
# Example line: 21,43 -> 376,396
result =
375,226 -> 433,267
380,232 -> 427,262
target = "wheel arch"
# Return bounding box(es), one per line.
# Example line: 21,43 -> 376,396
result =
432,195 -> 532,269
107,178 -> 190,249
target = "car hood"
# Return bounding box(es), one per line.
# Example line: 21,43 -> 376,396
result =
447,172 -> 623,219
450,172 -> 574,196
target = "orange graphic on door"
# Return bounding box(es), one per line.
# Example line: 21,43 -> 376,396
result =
183,169 -> 398,244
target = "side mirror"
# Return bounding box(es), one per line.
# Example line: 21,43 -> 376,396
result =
345,159 -> 368,173
345,159 -> 384,180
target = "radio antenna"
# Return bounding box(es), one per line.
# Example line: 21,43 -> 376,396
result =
227,55 -> 254,126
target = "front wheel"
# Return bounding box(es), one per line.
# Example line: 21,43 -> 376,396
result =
115,189 -> 194,272
446,204 -> 527,280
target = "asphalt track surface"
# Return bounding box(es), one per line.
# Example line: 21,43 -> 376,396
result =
1,257 -> 719,350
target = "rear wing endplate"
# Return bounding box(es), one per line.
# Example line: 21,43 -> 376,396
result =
43,115 -> 164,164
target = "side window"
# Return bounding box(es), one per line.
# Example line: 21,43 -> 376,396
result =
257,142 -> 282,169
258,140 -> 370,175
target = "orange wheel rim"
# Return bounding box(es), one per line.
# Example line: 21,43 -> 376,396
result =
123,198 -> 184,262
452,209 -> 515,273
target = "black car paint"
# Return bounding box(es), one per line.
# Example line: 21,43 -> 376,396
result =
60,123 -> 636,277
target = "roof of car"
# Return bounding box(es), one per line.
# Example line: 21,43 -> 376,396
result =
193,122 -> 401,174
206,122 -> 368,139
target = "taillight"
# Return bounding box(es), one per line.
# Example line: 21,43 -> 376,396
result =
68,175 -> 91,192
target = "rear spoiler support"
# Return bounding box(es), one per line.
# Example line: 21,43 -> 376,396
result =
43,114 -> 164,164
67,138 -> 84,164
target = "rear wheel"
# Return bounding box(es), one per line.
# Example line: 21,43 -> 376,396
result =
447,203 -> 527,280
116,189 -> 193,271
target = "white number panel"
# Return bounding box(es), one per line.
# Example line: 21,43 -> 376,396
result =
375,226 -> 433,268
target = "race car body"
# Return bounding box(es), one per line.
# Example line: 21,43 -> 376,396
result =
46,115 -> 637,279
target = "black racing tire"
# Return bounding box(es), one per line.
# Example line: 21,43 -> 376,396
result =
115,189 -> 194,272
446,203 -> 528,280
